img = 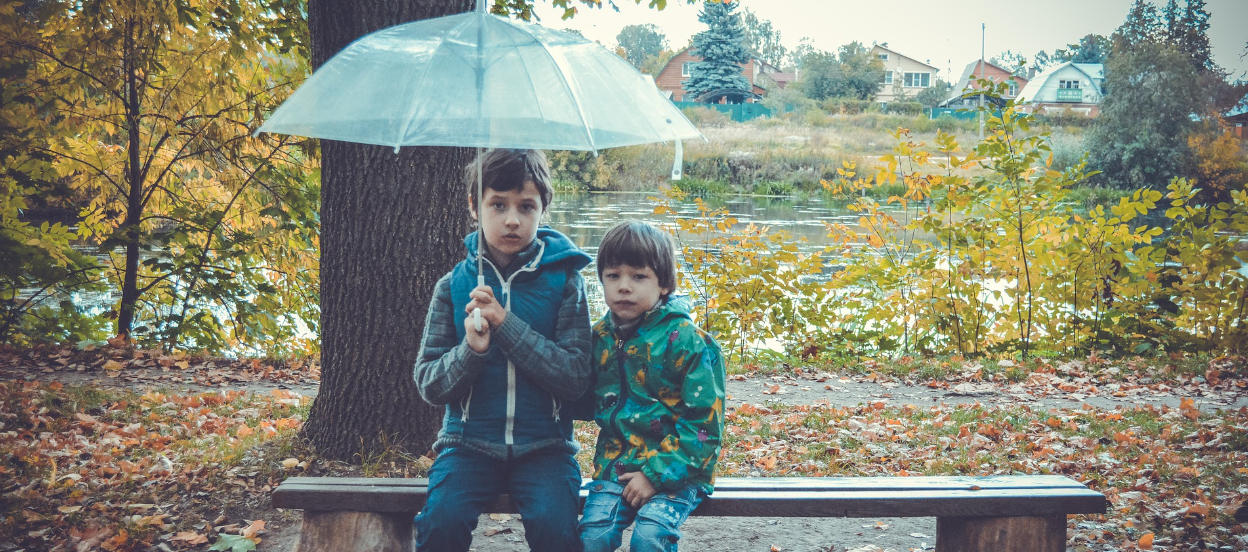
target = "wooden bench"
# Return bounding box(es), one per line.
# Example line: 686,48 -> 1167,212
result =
274,475 -> 1106,552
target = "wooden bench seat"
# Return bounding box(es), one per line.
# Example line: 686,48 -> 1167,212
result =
273,475 -> 1107,551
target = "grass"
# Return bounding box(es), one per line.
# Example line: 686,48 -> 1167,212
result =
554,111 -> 1089,196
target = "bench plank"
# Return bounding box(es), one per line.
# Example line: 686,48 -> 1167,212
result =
278,474 -> 1093,491
273,476 -> 1107,518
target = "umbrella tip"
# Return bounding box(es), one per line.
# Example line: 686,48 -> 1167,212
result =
393,145 -> 401,154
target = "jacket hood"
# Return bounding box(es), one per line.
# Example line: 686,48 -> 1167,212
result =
463,227 -> 591,274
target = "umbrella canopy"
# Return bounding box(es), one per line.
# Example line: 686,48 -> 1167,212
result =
257,6 -> 703,152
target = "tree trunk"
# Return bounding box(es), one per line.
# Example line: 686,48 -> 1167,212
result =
302,0 -> 474,460
118,16 -> 142,339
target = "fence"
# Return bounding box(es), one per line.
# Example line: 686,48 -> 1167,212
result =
674,101 -> 772,123
926,107 -> 1003,121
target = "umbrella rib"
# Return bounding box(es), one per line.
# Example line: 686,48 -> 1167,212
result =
394,16 -> 480,150
521,24 -> 596,152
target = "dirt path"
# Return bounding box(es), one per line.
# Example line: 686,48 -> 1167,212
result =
13,367 -> 1244,413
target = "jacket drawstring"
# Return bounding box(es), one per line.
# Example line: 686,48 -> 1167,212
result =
460,386 -> 474,422
552,397 -> 561,422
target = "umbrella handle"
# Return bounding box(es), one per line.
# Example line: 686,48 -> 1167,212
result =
473,308 -> 483,332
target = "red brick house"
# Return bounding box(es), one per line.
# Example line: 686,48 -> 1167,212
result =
654,47 -> 785,102
940,59 -> 1029,108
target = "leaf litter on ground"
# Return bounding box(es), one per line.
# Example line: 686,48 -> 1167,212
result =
2,345 -> 1246,551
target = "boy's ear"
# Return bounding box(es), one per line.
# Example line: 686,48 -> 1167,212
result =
467,196 -> 478,221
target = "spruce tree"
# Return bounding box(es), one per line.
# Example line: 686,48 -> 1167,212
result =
1176,0 -> 1213,71
1114,0 -> 1160,49
685,0 -> 751,103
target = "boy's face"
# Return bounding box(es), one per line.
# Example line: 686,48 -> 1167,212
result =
601,264 -> 670,322
471,180 -> 543,267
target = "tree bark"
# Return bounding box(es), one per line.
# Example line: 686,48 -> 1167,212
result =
302,0 -> 474,460
118,16 -> 142,338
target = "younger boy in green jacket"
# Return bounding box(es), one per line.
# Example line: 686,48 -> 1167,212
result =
579,221 -> 726,552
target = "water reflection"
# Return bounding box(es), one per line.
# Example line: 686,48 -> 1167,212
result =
546,191 -> 868,258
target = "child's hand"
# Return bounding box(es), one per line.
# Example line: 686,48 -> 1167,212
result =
618,471 -> 657,509
465,285 -> 507,328
464,315 -> 490,353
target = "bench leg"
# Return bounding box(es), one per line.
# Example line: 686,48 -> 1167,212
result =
295,511 -> 413,552
936,515 -> 1065,552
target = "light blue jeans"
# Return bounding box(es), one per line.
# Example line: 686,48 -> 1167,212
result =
578,479 -> 704,552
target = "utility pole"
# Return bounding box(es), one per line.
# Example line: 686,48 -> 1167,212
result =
978,22 -> 985,141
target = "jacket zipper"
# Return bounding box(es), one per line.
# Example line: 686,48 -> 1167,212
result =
604,334 -> 629,478
480,243 -> 544,446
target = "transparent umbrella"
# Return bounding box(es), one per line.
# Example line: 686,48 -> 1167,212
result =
256,0 -> 703,329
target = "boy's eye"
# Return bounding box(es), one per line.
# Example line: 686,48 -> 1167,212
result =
520,204 -> 536,213
633,274 -> 648,281
603,273 -> 619,280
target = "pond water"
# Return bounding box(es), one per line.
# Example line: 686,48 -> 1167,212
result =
548,191 -> 862,258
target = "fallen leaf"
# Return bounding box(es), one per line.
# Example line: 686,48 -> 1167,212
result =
1138,532 -> 1154,549
241,519 -> 265,539
170,532 -> 209,545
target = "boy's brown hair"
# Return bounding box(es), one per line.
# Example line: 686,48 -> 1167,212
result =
465,149 -> 553,210
596,221 -> 677,297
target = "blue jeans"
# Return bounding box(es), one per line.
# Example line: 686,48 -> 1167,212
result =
578,479 -> 704,552
414,447 -> 582,552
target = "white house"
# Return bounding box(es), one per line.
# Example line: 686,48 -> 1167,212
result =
871,45 -> 938,104
1015,61 -> 1104,117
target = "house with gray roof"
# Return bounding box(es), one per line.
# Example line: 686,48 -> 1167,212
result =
1016,61 -> 1104,116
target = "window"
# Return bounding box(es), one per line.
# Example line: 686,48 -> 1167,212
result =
878,53 -> 889,61
881,71 -> 894,85
682,62 -> 695,78
903,72 -> 930,88
1007,80 -> 1018,96
1059,79 -> 1080,89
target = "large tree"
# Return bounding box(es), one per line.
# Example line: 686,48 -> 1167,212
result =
1086,41 -> 1208,189
1086,0 -> 1232,192
615,23 -> 666,69
684,0 -> 751,103
794,41 -> 884,101
740,7 -> 785,68
303,0 -> 686,459
1031,34 -> 1111,73
302,0 -> 474,459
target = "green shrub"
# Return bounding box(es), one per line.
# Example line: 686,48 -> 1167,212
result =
884,102 -> 924,116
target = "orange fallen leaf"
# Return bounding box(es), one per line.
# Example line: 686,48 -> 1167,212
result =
1138,532 -> 1154,549
242,519 -> 266,538
170,531 -> 208,544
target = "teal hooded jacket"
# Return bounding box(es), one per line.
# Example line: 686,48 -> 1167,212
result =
587,296 -> 726,494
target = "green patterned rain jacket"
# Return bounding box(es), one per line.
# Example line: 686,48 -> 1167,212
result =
588,296 -> 726,494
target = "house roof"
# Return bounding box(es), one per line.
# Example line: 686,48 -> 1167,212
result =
1016,61 -> 1104,102
871,44 -> 937,70
770,71 -> 797,84
954,60 -> 1026,89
